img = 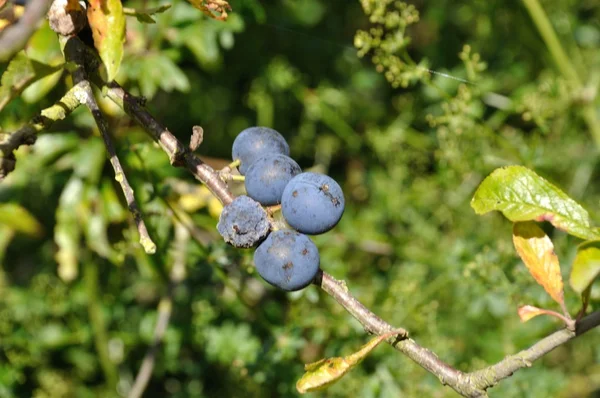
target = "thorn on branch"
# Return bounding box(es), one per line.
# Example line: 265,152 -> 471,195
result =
190,125 -> 204,151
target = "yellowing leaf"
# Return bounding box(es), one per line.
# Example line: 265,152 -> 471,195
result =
517,305 -> 546,322
517,304 -> 573,326
87,0 -> 125,81
186,0 -> 232,20
472,166 -> 599,240
570,240 -> 600,295
513,222 -> 564,307
296,329 -> 403,394
0,203 -> 44,237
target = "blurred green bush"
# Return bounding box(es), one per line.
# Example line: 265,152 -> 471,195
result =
1,0 -> 599,397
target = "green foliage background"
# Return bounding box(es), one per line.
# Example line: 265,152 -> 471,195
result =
1,0 -> 600,396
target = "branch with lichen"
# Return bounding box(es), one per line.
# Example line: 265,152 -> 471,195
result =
61,37 -> 156,254
0,81 -> 85,179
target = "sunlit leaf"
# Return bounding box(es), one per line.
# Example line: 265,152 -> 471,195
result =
21,21 -> 64,103
517,305 -> 546,322
55,176 -> 84,282
513,222 -> 564,307
0,226 -> 14,265
87,0 -> 126,81
0,52 -> 62,111
570,240 -> 600,295
296,330 -> 403,393
186,0 -> 231,20
72,138 -> 106,184
101,180 -> 127,223
82,184 -> 119,263
0,203 -> 43,237
471,166 -> 599,240
123,4 -> 171,24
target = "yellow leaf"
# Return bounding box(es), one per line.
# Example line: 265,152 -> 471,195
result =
87,0 -> 125,81
517,304 -> 573,326
513,222 -> 564,307
296,329 -> 403,394
517,305 -> 546,322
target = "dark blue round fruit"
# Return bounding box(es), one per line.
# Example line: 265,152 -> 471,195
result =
245,155 -> 301,206
217,196 -> 270,248
254,230 -> 320,291
281,172 -> 345,235
232,127 -> 290,175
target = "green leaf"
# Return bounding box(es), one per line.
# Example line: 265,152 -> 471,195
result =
123,4 -> 172,24
72,138 -> 106,184
471,165 -> 599,240
87,0 -> 126,81
296,330 -> 403,393
0,203 -> 44,237
137,53 -> 190,98
20,21 -> 63,103
182,24 -> 221,70
0,52 -> 62,111
570,240 -> 600,294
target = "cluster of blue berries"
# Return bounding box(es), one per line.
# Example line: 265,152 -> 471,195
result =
217,127 -> 345,291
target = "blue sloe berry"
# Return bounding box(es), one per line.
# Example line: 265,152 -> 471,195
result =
245,154 -> 302,206
254,230 -> 320,291
217,196 -> 270,248
281,172 -> 345,235
232,127 -> 290,175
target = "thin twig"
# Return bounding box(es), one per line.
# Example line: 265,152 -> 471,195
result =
128,223 -> 188,398
0,0 -> 53,62
103,81 -> 235,206
0,81 -> 84,179
63,40 -> 156,254
318,271 -> 465,391
318,270 -> 600,397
